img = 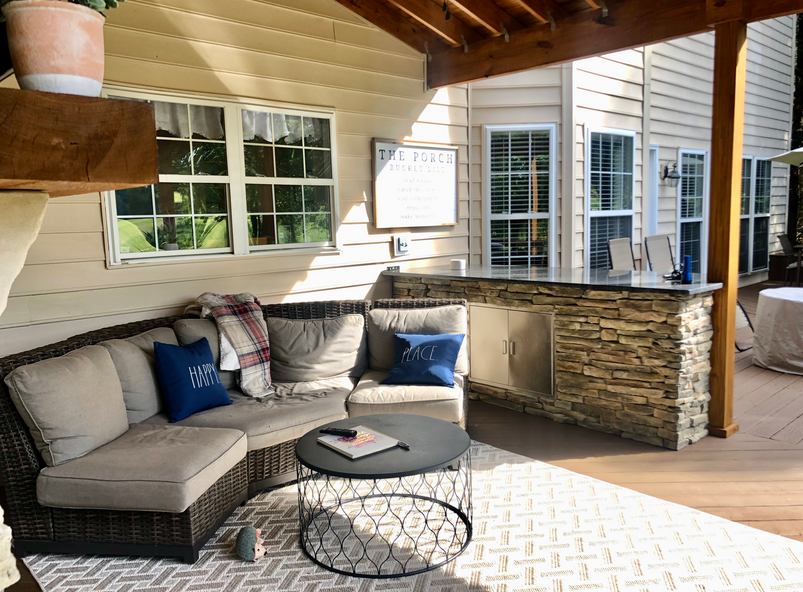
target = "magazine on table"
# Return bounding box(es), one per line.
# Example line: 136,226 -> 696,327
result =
317,425 -> 399,459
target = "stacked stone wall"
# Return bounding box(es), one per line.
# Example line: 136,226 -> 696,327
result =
391,276 -> 715,450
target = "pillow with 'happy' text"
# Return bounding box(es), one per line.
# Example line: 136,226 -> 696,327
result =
154,337 -> 232,423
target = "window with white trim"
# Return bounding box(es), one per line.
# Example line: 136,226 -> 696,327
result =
485,125 -> 555,267
586,130 -> 634,270
738,157 -> 771,274
106,92 -> 337,263
678,150 -> 708,275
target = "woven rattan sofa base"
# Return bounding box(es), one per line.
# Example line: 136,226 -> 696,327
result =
0,298 -> 469,561
15,458 -> 248,564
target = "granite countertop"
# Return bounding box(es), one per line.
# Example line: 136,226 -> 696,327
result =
383,265 -> 723,295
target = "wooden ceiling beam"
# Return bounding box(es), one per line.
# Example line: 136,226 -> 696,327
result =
509,0 -> 569,24
386,0 -> 483,47
446,0 -> 524,35
331,0 -> 445,52
748,0 -> 803,21
705,0 -> 803,24
428,0 -> 715,87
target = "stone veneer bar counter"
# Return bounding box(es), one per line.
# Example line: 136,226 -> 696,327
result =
385,266 -> 723,450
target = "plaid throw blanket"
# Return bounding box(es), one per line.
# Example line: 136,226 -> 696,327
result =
196,292 -> 274,398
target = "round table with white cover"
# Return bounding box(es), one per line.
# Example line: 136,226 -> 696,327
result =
753,287 -> 803,374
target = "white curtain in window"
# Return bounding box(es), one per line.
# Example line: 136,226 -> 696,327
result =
273,114 -> 302,144
242,110 -> 272,143
154,102 -> 225,140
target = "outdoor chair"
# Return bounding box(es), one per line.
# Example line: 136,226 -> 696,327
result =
644,234 -> 676,274
607,238 -> 636,271
776,233 -> 799,285
645,233 -> 753,351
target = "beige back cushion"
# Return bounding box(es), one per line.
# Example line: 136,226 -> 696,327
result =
3,345 -> 129,466
267,314 -> 367,382
367,306 -> 468,374
173,318 -> 237,390
100,327 -> 178,424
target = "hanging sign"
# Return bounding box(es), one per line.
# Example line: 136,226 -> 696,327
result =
372,140 -> 459,229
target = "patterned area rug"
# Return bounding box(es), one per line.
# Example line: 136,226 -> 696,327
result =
24,442 -> 803,591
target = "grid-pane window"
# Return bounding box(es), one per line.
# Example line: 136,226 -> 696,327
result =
680,222 -> 702,274
753,216 -> 770,271
679,152 -> 706,275
487,127 -> 552,267
755,160 -> 772,215
737,157 -> 772,274
738,218 -> 750,275
589,133 -> 633,212
588,132 -> 634,270
243,111 -> 333,247
115,101 -> 231,255
590,216 -> 632,270
109,95 -> 336,261
740,159 -> 751,216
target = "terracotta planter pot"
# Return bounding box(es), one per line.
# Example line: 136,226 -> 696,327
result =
2,0 -> 105,96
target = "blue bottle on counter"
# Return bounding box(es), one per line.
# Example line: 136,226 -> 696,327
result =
682,254 -> 693,284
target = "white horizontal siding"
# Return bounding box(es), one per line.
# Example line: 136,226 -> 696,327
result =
0,0 -> 471,356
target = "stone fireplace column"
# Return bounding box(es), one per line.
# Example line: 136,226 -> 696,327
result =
0,190 -> 47,591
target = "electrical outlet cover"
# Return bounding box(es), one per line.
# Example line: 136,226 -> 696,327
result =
393,234 -> 411,257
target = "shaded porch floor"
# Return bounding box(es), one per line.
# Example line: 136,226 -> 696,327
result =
8,281 -> 803,591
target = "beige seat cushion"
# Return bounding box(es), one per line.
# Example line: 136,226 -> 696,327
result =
367,306 -> 468,374
100,327 -> 178,423
4,345 -> 129,467
143,377 -> 354,450
37,423 -> 246,513
267,315 -> 367,382
347,370 -> 463,423
173,318 -> 237,390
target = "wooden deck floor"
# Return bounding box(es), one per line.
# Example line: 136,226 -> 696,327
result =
8,282 -> 803,591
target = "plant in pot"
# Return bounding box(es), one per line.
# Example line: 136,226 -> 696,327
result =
1,0 -> 126,97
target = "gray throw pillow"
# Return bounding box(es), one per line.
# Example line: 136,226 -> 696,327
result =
367,306 -> 468,374
173,318 -> 237,390
267,315 -> 367,382
3,345 -> 129,466
100,328 -> 177,423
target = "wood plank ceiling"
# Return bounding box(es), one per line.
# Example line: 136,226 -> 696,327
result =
333,0 -> 803,88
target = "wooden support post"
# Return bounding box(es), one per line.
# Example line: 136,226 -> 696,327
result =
707,20 -> 747,438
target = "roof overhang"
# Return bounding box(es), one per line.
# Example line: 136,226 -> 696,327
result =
333,0 -> 803,88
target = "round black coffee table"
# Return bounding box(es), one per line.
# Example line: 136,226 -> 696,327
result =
295,414 -> 472,578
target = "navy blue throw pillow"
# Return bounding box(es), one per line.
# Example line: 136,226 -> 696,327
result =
381,333 -> 465,387
154,338 -> 232,423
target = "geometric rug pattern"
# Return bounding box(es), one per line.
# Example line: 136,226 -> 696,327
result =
23,441 -> 803,591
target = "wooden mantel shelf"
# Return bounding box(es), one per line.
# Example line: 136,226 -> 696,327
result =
0,88 -> 157,198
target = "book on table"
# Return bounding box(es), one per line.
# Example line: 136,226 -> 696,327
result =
317,425 -> 398,459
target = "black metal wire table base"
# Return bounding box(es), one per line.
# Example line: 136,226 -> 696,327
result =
296,451 -> 473,579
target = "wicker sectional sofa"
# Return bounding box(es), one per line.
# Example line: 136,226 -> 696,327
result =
0,298 -> 467,564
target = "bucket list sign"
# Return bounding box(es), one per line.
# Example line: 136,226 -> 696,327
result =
372,140 -> 459,229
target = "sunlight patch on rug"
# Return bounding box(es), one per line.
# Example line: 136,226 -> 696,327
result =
23,442 -> 803,591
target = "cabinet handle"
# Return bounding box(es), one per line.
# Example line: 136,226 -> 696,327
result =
510,341 -> 516,356
502,340 -> 507,355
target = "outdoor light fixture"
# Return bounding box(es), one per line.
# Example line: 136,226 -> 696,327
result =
662,162 -> 681,188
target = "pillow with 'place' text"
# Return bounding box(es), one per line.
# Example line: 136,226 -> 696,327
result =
154,337 -> 232,423
381,333 -> 465,387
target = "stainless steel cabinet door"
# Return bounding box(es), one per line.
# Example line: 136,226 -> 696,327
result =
469,305 -> 509,386
508,310 -> 553,395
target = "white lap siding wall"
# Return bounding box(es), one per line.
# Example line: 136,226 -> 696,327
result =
0,0 -> 471,356
466,18 -> 793,276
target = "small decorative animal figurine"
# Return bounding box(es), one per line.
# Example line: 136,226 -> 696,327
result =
235,526 -> 266,562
